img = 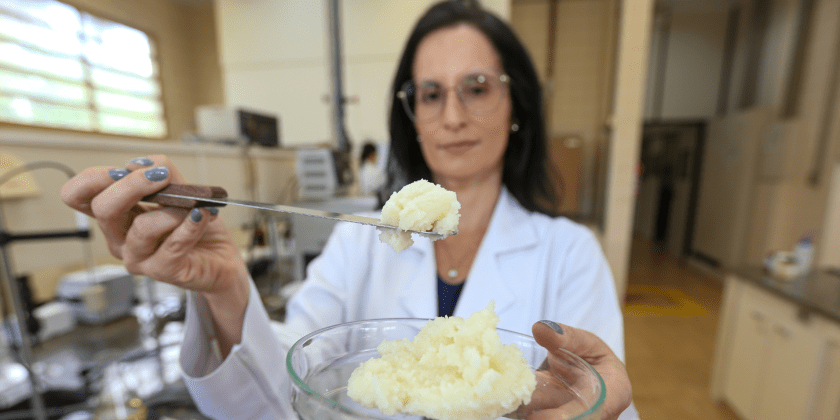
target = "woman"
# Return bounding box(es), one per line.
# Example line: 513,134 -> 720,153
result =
61,1 -> 635,419
358,141 -> 385,195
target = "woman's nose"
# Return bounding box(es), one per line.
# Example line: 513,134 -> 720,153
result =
440,88 -> 468,130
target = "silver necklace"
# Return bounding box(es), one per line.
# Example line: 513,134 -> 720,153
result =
440,239 -> 473,279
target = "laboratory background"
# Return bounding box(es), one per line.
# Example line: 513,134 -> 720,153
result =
0,0 -> 839,419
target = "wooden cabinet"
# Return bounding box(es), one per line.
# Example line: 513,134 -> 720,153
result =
712,275 -> 840,420
810,317 -> 840,420
751,305 -> 819,419
726,286 -> 768,416
720,290 -> 770,417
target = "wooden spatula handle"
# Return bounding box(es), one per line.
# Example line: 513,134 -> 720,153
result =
142,184 -> 228,208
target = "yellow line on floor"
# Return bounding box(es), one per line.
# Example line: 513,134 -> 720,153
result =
624,285 -> 709,317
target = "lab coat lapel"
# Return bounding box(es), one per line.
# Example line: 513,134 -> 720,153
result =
396,238 -> 437,319
455,189 -> 538,319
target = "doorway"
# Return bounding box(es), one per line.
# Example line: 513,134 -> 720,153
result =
634,120 -> 705,258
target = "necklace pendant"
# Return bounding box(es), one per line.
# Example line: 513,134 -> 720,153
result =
447,268 -> 458,278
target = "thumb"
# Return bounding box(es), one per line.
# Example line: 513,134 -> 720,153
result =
532,320 -> 615,362
532,321 -> 632,420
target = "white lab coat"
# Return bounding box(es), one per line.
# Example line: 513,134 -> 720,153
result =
179,188 -> 639,419
358,161 -> 386,195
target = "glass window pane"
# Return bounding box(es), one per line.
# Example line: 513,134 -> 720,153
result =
95,91 -> 162,115
0,96 -> 93,130
99,113 -> 166,137
0,69 -> 87,104
82,14 -> 153,77
0,41 -> 84,80
0,1 -> 166,139
91,68 -> 159,97
0,0 -> 82,55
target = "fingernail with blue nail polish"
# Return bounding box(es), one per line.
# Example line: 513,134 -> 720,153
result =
190,208 -> 203,222
130,157 -> 154,166
144,167 -> 168,182
539,320 -> 564,335
108,168 -> 130,181
207,207 -> 219,216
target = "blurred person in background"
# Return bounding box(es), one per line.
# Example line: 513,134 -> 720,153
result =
358,141 -> 386,196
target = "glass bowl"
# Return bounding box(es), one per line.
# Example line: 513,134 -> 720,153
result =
286,318 -> 605,420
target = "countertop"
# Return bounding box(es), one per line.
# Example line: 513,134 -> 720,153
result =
732,267 -> 840,324
3,315 -> 209,419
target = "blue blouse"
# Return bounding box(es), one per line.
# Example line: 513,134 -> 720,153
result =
437,276 -> 465,317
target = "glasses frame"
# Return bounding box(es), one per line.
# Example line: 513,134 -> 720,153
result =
396,70 -> 510,123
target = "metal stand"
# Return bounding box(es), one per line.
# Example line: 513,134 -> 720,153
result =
1,210 -> 44,420
0,161 -> 87,420
0,209 -> 90,420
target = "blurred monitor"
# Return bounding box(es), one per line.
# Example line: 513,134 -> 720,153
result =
239,110 -> 279,147
195,106 -> 280,147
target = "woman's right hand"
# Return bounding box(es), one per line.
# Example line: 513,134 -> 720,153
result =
61,155 -> 250,354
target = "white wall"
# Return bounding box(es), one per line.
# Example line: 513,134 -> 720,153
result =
215,0 -> 510,149
645,7 -> 729,120
660,9 -> 728,119
215,1 -> 331,146
644,9 -> 667,119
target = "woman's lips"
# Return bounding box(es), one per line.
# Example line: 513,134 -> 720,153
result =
440,140 -> 478,154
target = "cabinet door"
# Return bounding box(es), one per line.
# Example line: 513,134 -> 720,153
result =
724,298 -> 770,419
756,317 -> 821,420
810,319 -> 840,420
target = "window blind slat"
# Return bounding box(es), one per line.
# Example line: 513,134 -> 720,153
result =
0,69 -> 87,104
99,113 -> 166,137
0,97 -> 93,130
95,91 -> 162,115
91,68 -> 159,97
0,0 -> 167,139
0,2 -> 82,56
0,41 -> 84,80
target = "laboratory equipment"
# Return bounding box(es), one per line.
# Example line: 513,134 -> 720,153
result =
194,106 -> 280,148
296,148 -> 353,200
55,265 -> 136,325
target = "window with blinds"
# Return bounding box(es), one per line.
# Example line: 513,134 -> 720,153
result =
0,0 -> 167,138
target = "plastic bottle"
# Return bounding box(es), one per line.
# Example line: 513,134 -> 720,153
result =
795,234 -> 815,276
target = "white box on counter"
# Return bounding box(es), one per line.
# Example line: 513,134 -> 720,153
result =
56,265 -> 136,324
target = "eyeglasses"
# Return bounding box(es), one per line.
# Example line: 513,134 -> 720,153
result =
396,70 -> 510,122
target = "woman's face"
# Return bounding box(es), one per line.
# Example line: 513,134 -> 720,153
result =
411,24 -> 511,184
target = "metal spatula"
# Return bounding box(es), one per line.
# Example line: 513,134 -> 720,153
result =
142,184 -> 449,239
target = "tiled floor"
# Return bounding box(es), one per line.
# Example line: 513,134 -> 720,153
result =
623,236 -> 741,420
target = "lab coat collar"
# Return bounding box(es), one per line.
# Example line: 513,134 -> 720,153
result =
397,187 -> 539,319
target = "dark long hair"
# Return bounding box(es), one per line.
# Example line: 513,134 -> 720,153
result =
384,0 -> 558,216
360,142 -> 378,163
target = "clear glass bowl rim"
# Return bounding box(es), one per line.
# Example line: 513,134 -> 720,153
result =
285,317 -> 607,420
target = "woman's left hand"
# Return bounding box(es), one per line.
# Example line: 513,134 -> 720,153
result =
512,321 -> 632,420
